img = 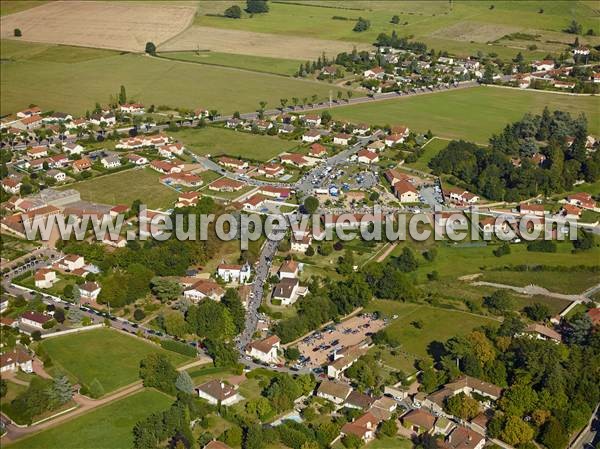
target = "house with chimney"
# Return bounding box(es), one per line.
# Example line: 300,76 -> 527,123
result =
246,335 -> 281,364
195,379 -> 244,406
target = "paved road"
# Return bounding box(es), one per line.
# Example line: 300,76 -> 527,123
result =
570,403 -> 599,449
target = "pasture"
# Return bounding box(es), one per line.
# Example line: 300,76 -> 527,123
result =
62,168 -> 178,210
0,1 -> 196,52
405,137 -> 451,172
331,86 -> 600,143
1,41 -> 349,115
38,328 -> 190,395
9,390 -> 172,449
172,126 -> 299,162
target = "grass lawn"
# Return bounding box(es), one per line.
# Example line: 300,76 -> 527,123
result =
39,328 -> 190,394
0,0 -> 48,16
1,40 -> 350,116
405,137 -> 451,172
367,437 -> 413,449
158,51 -> 301,76
366,299 -> 498,369
0,381 -> 27,409
331,86 -> 600,143
480,269 -> 599,295
8,389 -> 172,449
172,126 -> 298,162
194,1 -> 599,60
61,167 -> 178,209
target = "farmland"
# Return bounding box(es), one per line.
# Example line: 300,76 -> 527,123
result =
171,126 -> 299,162
331,86 -> 600,142
0,1 -> 196,52
192,0 -> 600,60
0,40 -> 350,116
9,390 -> 172,449
61,168 -> 178,210
38,328 -> 190,395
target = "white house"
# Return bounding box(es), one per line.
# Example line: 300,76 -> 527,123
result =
384,134 -> 405,147
20,311 -> 52,329
217,263 -> 251,284
333,133 -> 352,146
317,380 -> 352,405
196,379 -> 244,406
246,335 -> 281,364
47,169 -> 66,182
101,155 -> 121,169
34,268 -> 57,289
64,143 -> 84,155
0,349 -> 33,374
357,149 -> 379,164
393,181 -> 419,203
340,412 -> 381,443
272,278 -> 306,306
126,154 -> 148,165
303,114 -> 321,127
278,259 -> 299,280
2,178 -> 22,194
291,232 -> 312,253
79,281 -> 101,301
532,60 -> 555,72
183,280 -> 225,302
302,129 -> 321,143
58,254 -> 85,271
119,103 -> 145,114
363,67 -> 385,79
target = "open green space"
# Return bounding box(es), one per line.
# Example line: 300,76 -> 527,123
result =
0,233 -> 39,261
61,167 -> 178,209
172,126 -> 298,162
194,1 -> 599,60
480,270 -> 599,295
405,137 -> 451,172
331,86 -> 600,143
0,0 -> 47,16
158,51 -> 301,76
0,40 -> 350,116
39,328 -> 190,394
8,389 -> 172,449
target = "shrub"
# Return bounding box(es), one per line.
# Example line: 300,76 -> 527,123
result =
160,339 -> 197,357
133,308 -> 145,321
145,42 -> 156,55
224,5 -> 242,18
14,28 -> 21,37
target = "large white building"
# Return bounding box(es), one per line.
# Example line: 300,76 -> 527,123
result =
246,335 -> 281,364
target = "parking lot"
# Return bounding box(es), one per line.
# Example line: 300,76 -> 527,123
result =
295,313 -> 386,368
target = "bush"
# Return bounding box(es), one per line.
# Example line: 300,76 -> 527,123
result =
527,240 -> 557,253
160,339 -> 197,357
145,42 -> 156,55
493,242 -> 511,257
14,28 -> 22,37
353,17 -> 370,32
133,308 -> 145,321
224,5 -> 242,18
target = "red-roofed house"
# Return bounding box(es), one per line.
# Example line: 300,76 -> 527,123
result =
257,163 -> 285,178
259,186 -> 291,200
246,335 -> 281,364
302,129 -> 321,143
160,172 -> 202,187
150,160 -> 182,175
567,192 -> 596,210
341,412 -> 381,443
519,203 -> 545,216
34,268 -> 57,289
357,149 -> 379,164
393,180 -> 419,203
309,143 -> 327,157
20,311 -> 52,329
281,153 -> 310,167
208,178 -> 245,192
333,133 -> 352,146
73,158 -> 92,173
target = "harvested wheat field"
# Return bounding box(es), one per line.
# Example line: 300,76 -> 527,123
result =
158,26 -> 371,60
0,1 -> 197,52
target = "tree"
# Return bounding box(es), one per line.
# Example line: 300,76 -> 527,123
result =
493,242 -> 511,257
175,371 -> 194,394
566,20 -> 582,35
133,308 -> 146,321
573,229 -> 594,251
341,433 -> 362,449
53,308 -> 65,323
51,374 -> 73,405
139,354 -> 178,395
224,4 -> 242,18
145,42 -> 156,55
118,85 -> 127,105
163,311 -> 189,338
524,302 -> 551,321
0,379 -> 7,398
246,0 -> 269,14
391,15 -> 400,24
484,290 -> 514,314
14,28 -> 22,37
379,418 -> 398,437
500,415 -> 534,446
151,278 -> 181,303
221,289 -> 246,334
220,426 -> 243,447
303,196 -> 319,214
540,418 -> 569,449
353,17 -> 370,32
482,64 -> 494,84
445,392 -> 480,420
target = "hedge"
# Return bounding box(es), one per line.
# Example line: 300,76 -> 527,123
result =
160,339 -> 197,357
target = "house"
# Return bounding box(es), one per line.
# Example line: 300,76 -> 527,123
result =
554,81 -> 576,89
363,67 -> 385,79
317,380 -> 352,404
194,108 -> 209,119
573,46 -> 590,56
2,178 -> 22,194
384,134 -> 406,147
64,143 -> 84,155
333,133 -> 352,146
48,154 -> 69,168
79,281 -> 101,301
445,426 -> 485,449
560,203 -> 582,219
531,152 -> 546,166
217,263 -> 251,283
257,163 -> 285,178
278,260 -> 299,279
126,154 -> 148,165
302,129 -> 321,143
196,379 -> 244,406
402,409 -> 436,434
328,344 -> 368,379
58,254 -> 85,271
241,194 -> 268,211
119,103 -> 145,114
208,178 -> 245,192
17,106 -> 41,118
217,156 -> 248,170
102,233 -> 127,248
587,308 -> 600,327
354,123 -> 371,136
340,412 -> 381,443
277,123 -> 295,134
280,153 -> 311,168
320,65 -> 337,77
446,188 -> 479,204
291,232 -> 312,252
176,191 -> 199,208
367,140 -> 386,153
160,172 -> 202,187
357,149 -> 379,164
183,280 -> 225,302
225,118 -> 243,128
519,203 -> 546,216
101,155 -> 121,169
532,60 -> 555,72
20,311 -> 52,329
34,268 -> 57,289
309,143 -> 327,158
27,146 -> 48,159
16,115 -> 43,130
523,324 -> 562,343
109,205 -> 129,217
385,169 -> 410,185
272,278 -> 305,305
149,160 -> 182,175
393,180 -> 419,203
344,391 -> 375,410
0,349 -> 33,374
72,158 -> 92,173
89,113 -> 116,126
246,335 -> 281,364
303,114 -> 321,127
567,192 -> 596,210
425,375 -> 503,414
159,143 -> 185,158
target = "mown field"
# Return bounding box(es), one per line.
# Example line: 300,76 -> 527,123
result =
8,390 -> 172,449
157,50 -> 301,76
0,0 -> 47,16
39,328 -> 190,395
173,126 -> 299,161
61,167 -> 178,210
405,137 -> 451,172
193,0 -> 600,60
0,39 -> 352,116
331,86 -> 600,143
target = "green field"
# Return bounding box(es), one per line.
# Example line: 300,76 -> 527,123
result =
39,328 -> 190,394
62,168 -> 178,209
331,87 -> 600,143
194,1 -> 599,60
480,270 -> 599,295
171,126 -> 299,162
405,137 -> 451,172
158,51 -> 301,76
0,39 -> 351,116
0,0 -> 47,16
8,389 -> 172,449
